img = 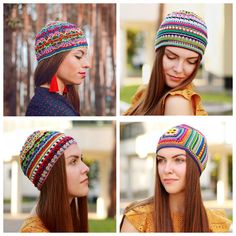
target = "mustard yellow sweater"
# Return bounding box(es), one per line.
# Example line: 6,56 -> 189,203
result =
20,216 -> 48,232
124,202 -> 231,232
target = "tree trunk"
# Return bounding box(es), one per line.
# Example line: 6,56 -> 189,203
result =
4,4 -> 17,115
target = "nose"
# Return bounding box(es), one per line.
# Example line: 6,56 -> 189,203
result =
82,162 -> 89,174
163,161 -> 173,174
173,60 -> 184,74
82,57 -> 91,69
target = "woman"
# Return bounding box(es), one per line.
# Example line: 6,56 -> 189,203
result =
120,124 -> 231,232
26,21 -> 89,116
124,10 -> 208,115
19,131 -> 89,232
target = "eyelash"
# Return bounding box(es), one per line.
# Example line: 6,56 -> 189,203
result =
187,60 -> 198,65
166,54 -> 197,65
71,158 -> 78,165
166,54 -> 176,60
75,56 -> 82,60
157,157 -> 185,164
70,155 -> 84,165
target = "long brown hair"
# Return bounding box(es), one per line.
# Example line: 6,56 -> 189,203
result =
154,153 -> 210,232
125,47 -> 201,115
37,156 -> 88,232
34,52 -> 80,114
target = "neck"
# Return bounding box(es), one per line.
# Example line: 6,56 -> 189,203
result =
168,191 -> 185,215
56,76 -> 66,93
29,203 -> 38,217
69,197 -> 73,204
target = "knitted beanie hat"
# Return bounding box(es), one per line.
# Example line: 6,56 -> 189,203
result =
156,124 -> 208,174
155,10 -> 208,57
20,131 -> 77,190
35,21 -> 88,62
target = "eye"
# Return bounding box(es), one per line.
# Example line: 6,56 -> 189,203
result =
166,54 -> 176,60
157,158 -> 166,164
75,55 -> 82,60
70,158 -> 78,165
187,59 -> 198,65
175,157 -> 185,163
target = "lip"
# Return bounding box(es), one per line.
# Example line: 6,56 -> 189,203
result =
80,178 -> 88,184
79,72 -> 86,75
167,74 -> 184,82
163,178 -> 178,184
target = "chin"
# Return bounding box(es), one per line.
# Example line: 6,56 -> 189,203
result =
166,80 -> 181,88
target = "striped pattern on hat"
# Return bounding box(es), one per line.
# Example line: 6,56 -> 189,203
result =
155,10 -> 208,57
20,131 -> 77,190
156,124 -> 208,174
35,21 -> 88,62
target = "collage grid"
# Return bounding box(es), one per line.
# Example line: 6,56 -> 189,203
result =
1,0 -> 235,235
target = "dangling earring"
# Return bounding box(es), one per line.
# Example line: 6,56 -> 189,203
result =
49,74 -> 59,93
63,86 -> 68,94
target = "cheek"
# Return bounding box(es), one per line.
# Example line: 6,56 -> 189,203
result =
162,56 -> 172,72
184,63 -> 196,76
66,166 -> 81,185
58,58 -> 78,76
177,164 -> 186,179
157,165 -> 163,178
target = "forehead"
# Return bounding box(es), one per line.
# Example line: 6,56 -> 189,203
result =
70,47 -> 88,54
165,46 -> 199,58
64,143 -> 81,157
157,147 -> 186,157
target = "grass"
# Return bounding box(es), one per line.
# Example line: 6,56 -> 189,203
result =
120,85 -> 232,105
89,218 -> 116,232
120,85 -> 139,104
200,92 -> 232,104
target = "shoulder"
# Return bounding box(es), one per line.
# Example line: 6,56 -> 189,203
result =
122,199 -> 154,232
164,94 -> 194,115
206,208 -> 232,232
26,88 -> 78,116
20,216 -> 49,232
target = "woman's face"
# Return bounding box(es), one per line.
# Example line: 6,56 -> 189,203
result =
56,47 -> 90,86
157,147 -> 186,195
64,143 -> 89,199
162,46 -> 199,88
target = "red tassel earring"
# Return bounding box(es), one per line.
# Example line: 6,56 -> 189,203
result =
49,74 -> 59,93
63,86 -> 68,94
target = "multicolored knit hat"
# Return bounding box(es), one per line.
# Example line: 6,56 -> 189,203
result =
35,21 -> 88,62
20,131 -> 77,190
156,124 -> 208,174
155,10 -> 208,57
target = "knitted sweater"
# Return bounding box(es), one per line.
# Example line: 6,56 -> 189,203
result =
26,87 -> 79,116
20,216 -> 48,232
124,202 -> 231,232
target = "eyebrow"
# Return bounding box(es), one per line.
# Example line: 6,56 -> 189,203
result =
165,49 -> 198,59
66,155 -> 80,159
75,49 -> 85,54
156,154 -> 186,159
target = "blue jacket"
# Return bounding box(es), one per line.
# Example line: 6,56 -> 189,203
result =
26,87 -> 79,116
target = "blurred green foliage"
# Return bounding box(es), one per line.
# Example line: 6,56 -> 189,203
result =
121,84 -> 232,106
89,218 -> 116,232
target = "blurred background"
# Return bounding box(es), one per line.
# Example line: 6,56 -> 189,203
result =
120,119 -> 232,226
4,3 -> 116,116
3,120 -> 116,232
120,3 -> 232,115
